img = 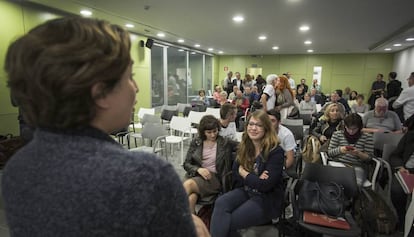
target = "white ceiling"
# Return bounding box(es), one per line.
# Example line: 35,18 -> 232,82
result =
28,0 -> 414,55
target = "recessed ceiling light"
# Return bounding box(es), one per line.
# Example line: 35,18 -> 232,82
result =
80,10 -> 92,16
233,15 -> 244,23
208,48 -> 214,51
406,38 -> 414,41
304,40 -> 312,45
299,25 -> 310,32
177,39 -> 185,43
393,43 -> 402,47
125,24 -> 134,28
157,33 -> 165,37
307,49 -> 314,53
272,46 -> 279,50
191,52 -> 196,55
194,44 -> 201,48
178,49 -> 184,52
258,35 -> 267,40
218,51 -> 224,54
384,48 -> 392,51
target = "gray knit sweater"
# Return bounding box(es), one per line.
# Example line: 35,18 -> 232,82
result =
2,127 -> 196,237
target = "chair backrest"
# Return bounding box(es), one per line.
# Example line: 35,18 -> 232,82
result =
161,108 -> 178,122
299,112 -> 312,125
188,111 -> 207,125
301,163 -> 358,199
205,108 -> 221,119
137,107 -> 155,120
141,113 -> 161,125
177,103 -> 192,114
373,132 -> 403,150
169,116 -> 192,134
141,123 -> 168,140
382,143 -> 397,162
281,118 -> 304,141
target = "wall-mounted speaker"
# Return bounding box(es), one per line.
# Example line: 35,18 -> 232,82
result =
145,38 -> 154,49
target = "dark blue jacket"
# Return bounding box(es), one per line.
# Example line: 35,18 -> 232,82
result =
232,146 -> 285,219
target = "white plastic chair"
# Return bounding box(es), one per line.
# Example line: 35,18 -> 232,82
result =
205,107 -> 221,119
129,114 -> 161,147
130,123 -> 168,160
165,116 -> 192,164
129,107 -> 155,132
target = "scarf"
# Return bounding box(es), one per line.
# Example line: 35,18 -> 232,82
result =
344,129 -> 361,144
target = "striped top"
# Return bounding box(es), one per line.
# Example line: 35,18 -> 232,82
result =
327,131 -> 374,165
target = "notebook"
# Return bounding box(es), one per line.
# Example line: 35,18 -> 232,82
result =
394,170 -> 414,194
303,211 -> 350,230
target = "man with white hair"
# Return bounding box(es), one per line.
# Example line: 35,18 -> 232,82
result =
362,97 -> 402,133
260,74 -> 277,111
393,72 -> 414,121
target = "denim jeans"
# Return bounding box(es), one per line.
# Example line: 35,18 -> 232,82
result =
210,188 -> 271,237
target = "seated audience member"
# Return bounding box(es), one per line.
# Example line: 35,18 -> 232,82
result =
267,110 -> 296,169
228,85 -> 239,101
343,87 -> 352,100
213,85 -> 222,102
327,113 -> 374,183
390,114 -> 414,232
362,97 -> 402,133
260,74 -> 278,112
296,86 -> 305,102
210,111 -> 284,237
193,89 -> 210,106
2,17 -> 196,236
312,103 -> 344,145
351,94 -> 370,114
393,72 -> 414,121
299,92 -> 317,115
335,89 -> 351,114
217,91 -> 229,107
310,88 -> 324,105
347,90 -> 358,108
233,90 -> 250,129
319,91 -> 346,117
218,103 -> 237,141
183,115 -> 235,214
250,85 -> 261,103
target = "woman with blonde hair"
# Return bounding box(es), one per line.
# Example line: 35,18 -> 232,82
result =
210,110 -> 285,237
312,103 -> 345,144
275,75 -> 295,119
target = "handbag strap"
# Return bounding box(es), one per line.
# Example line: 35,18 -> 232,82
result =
315,182 -> 344,218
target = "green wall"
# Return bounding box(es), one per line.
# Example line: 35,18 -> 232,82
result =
0,1 -> 151,135
0,1 -> 395,136
215,54 -> 393,95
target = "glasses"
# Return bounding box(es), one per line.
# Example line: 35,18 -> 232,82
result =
247,122 -> 264,129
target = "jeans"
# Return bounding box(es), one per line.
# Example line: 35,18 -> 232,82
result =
210,188 -> 271,237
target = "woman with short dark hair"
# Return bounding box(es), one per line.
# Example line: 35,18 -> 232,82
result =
183,115 -> 236,213
3,17 -> 196,236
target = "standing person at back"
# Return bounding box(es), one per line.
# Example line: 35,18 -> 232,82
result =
223,71 -> 233,95
286,72 -> 296,90
386,71 -> 402,100
232,72 -> 244,93
2,17 -> 198,237
260,74 -> 277,112
393,72 -> 414,121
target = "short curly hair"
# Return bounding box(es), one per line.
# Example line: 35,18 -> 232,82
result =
5,17 -> 131,129
198,115 -> 221,140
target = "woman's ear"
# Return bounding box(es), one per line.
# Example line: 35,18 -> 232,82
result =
91,83 -> 110,109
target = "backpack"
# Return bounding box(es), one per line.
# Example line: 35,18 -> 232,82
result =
301,135 -> 321,163
355,188 -> 397,236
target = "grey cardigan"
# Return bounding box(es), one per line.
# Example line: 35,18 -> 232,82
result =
2,127 -> 196,237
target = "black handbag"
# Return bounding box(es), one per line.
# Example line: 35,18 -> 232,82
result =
298,180 -> 345,217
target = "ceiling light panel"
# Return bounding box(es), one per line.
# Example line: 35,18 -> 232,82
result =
232,15 -> 244,23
